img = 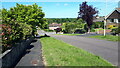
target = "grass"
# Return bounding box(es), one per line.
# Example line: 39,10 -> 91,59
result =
88,35 -> 119,42
55,34 -> 82,36
40,37 -> 112,66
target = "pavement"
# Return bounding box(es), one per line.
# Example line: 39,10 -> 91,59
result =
50,35 -> 118,66
16,38 -> 44,67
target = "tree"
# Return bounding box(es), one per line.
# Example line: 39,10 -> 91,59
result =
54,28 -> 62,34
1,3 -> 46,52
77,1 -> 98,33
2,3 -> 46,36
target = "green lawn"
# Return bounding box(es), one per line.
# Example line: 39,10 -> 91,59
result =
56,34 -> 82,36
88,35 -> 119,41
40,37 -> 112,66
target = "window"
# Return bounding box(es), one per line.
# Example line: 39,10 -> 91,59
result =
118,19 -> 120,22
111,19 -> 114,22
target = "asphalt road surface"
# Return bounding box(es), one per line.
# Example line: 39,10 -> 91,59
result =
51,35 -> 118,66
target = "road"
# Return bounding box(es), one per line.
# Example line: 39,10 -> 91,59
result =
50,35 -> 118,66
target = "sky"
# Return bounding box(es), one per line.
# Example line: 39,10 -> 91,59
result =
1,1 -> 119,18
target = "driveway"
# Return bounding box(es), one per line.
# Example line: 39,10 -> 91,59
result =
50,35 -> 118,66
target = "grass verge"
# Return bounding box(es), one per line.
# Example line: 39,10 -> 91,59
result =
88,35 -> 119,41
55,34 -> 82,36
40,37 -> 112,66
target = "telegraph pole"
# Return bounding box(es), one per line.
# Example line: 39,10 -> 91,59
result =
104,0 -> 107,36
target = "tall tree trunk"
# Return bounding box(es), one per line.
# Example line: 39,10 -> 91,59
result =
87,27 -> 90,33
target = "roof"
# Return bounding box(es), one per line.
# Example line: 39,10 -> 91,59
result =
49,23 -> 62,27
93,16 -> 104,22
106,8 -> 120,19
116,8 -> 120,12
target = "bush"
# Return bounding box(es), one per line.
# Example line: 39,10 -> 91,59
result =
111,27 -> 120,35
54,28 -> 62,34
90,28 -> 95,32
93,22 -> 104,28
108,25 -> 114,29
74,29 -> 86,34
1,23 -> 32,52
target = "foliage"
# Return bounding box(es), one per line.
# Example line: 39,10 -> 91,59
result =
93,22 -> 104,28
1,24 -> 12,52
77,1 -> 98,32
62,19 -> 85,33
54,28 -> 62,33
64,23 -> 77,33
111,27 -> 120,35
74,29 -> 86,34
108,25 -> 114,29
90,28 -> 95,32
2,3 -> 45,36
2,3 -> 46,52
46,18 -> 77,24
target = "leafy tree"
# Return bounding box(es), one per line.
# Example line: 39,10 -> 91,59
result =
65,23 -> 77,33
77,1 -> 98,33
1,3 -> 46,52
61,19 -> 85,33
2,3 -> 46,36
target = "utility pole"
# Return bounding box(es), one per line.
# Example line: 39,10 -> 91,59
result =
104,0 -> 107,36
104,17 -> 106,36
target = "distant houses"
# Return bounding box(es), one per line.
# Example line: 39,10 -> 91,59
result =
93,16 -> 104,22
48,23 -> 62,30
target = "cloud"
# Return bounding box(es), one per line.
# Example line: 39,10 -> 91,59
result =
64,3 -> 68,6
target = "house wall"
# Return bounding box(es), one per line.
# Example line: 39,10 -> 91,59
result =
49,26 -> 60,30
107,19 -> 119,23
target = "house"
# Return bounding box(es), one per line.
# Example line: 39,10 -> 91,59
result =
48,23 -> 62,30
93,16 -> 104,22
106,8 -> 120,23
105,8 -> 120,28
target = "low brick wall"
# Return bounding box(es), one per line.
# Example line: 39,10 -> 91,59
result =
98,29 -> 111,34
1,37 -> 34,68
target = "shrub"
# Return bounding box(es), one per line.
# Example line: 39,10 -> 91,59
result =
108,25 -> 114,29
1,23 -> 32,53
93,22 -> 104,28
90,28 -> 95,32
74,29 -> 86,34
111,27 -> 120,35
1,24 -> 12,52
54,28 -> 62,34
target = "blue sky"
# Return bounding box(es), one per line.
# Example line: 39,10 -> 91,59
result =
1,2 -> 119,18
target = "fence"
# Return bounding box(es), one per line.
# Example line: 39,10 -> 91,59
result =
1,37 -> 34,68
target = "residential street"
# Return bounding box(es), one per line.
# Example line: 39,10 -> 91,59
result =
50,35 -> 118,66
